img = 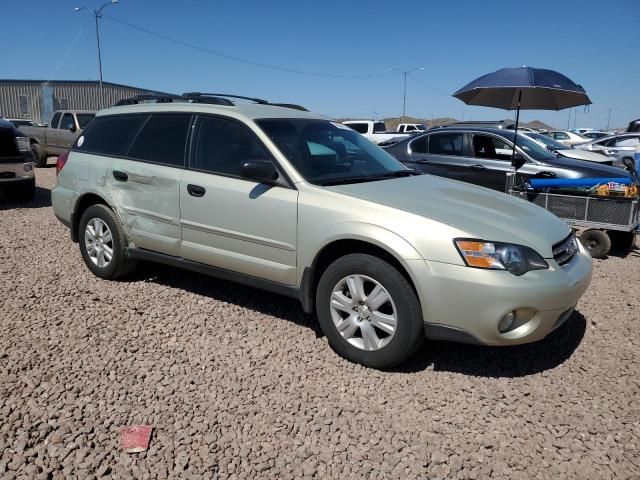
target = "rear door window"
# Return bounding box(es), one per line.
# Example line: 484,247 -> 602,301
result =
428,132 -> 464,156
127,114 -> 191,167
74,115 -> 148,156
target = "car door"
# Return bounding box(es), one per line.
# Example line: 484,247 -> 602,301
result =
406,131 -> 470,182
104,113 -> 190,257
179,115 -> 298,285
45,112 -> 62,153
54,113 -> 78,154
608,136 -> 640,164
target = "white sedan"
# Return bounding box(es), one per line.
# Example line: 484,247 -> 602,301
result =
545,130 -> 590,146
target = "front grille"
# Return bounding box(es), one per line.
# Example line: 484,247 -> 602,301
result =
552,233 -> 578,266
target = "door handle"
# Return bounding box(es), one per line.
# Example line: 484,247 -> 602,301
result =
187,184 -> 206,197
112,170 -> 128,182
415,158 -> 429,164
470,164 -> 486,170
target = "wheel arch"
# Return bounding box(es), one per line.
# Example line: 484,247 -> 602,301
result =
300,228 -> 426,314
70,192 -> 112,242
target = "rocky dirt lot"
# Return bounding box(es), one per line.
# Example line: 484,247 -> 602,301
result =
1,166 -> 639,479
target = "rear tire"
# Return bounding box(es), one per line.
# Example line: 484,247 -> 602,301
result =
579,229 -> 611,259
78,204 -> 138,279
31,143 -> 47,168
316,253 -> 424,369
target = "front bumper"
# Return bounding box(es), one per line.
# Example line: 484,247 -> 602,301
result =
417,242 -> 593,346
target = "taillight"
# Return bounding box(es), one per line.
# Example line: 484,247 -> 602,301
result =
56,151 -> 70,175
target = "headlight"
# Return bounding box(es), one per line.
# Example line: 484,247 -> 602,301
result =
15,136 -> 30,152
454,239 -> 548,276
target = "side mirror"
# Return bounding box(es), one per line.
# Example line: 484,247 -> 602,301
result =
69,125 -> 77,133
240,160 -> 279,184
511,153 -> 527,171
622,157 -> 635,169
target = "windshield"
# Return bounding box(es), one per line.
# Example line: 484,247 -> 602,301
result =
514,133 -> 556,162
257,118 -> 411,185
77,114 -> 95,129
527,132 -> 568,150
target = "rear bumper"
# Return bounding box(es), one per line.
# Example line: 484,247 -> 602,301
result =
415,242 -> 592,346
0,162 -> 34,182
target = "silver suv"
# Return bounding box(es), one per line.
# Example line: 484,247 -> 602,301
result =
52,93 -> 593,368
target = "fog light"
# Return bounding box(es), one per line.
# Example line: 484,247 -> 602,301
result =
24,164 -> 33,172
498,311 -> 516,333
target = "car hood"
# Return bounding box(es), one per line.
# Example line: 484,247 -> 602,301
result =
542,155 -> 629,176
556,148 -> 612,163
326,175 -> 570,258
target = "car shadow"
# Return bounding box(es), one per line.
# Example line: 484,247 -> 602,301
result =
128,262 -> 323,337
0,186 -> 52,210
395,310 -> 587,377
128,262 -> 586,377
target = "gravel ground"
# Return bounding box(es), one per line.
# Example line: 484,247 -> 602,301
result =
1,165 -> 639,480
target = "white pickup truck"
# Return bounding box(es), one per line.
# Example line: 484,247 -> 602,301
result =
342,120 -> 413,145
396,123 -> 426,133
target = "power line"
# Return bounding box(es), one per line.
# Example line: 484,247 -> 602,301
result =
406,74 -> 451,98
103,14 -> 400,79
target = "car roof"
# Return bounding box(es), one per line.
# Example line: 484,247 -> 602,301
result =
98,102 -> 324,122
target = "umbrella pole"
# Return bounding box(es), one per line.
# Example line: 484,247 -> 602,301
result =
506,90 -> 522,193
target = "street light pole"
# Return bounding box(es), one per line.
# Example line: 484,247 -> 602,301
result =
606,107 -> 615,130
75,0 -> 119,109
389,67 -> 423,123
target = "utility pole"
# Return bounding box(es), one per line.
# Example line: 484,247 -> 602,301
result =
389,67 -> 423,123
606,107 -> 615,130
75,0 -> 119,109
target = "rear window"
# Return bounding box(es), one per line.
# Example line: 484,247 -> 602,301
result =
373,122 -> 386,133
77,114 -> 95,129
428,132 -> 464,156
74,115 -> 148,156
345,123 -> 368,134
127,114 -> 191,167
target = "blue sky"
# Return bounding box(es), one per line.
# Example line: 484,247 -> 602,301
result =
2,0 -> 639,128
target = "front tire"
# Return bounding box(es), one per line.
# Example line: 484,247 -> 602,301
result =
78,204 -> 137,279
316,253 -> 424,369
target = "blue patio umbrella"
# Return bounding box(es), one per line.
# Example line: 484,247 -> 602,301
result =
453,67 -> 592,167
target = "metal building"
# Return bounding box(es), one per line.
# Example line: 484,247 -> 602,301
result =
0,80 -> 168,124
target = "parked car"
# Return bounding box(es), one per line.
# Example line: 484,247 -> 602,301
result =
20,110 -> 95,167
383,127 -> 629,191
6,118 -> 39,128
0,118 -> 35,202
627,119 -> 640,132
521,132 -> 614,164
342,120 -> 412,144
581,131 -> 610,140
52,93 -> 592,368
396,123 -> 426,133
570,128 -> 593,135
575,133 -> 640,168
544,130 -> 589,146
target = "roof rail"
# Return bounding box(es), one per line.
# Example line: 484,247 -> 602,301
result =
269,103 -> 308,112
184,93 -> 268,104
114,93 -> 308,111
115,93 -> 234,107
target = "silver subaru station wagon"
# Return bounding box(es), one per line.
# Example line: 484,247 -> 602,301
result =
52,93 -> 592,368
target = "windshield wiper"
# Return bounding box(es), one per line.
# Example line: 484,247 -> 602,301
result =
318,169 -> 421,186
